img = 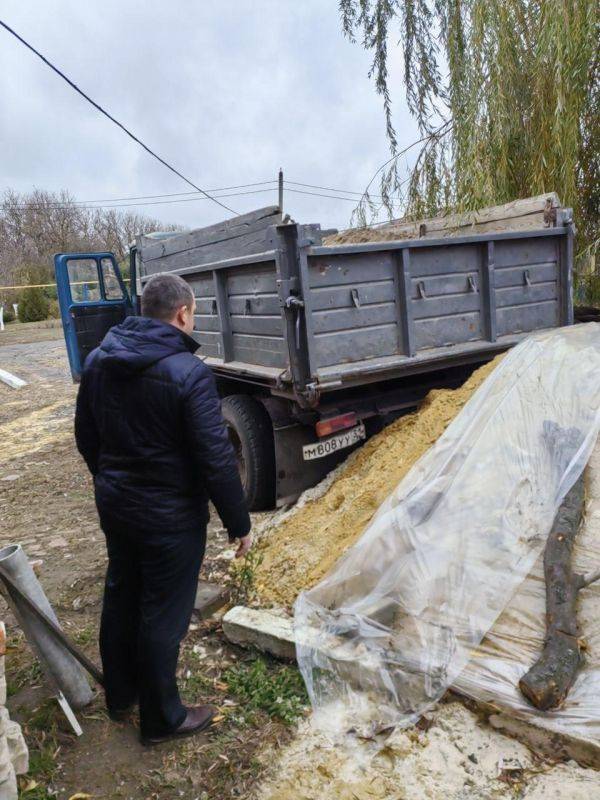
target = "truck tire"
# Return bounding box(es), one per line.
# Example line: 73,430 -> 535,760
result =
221,395 -> 275,511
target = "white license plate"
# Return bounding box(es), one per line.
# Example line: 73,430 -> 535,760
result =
302,424 -> 366,461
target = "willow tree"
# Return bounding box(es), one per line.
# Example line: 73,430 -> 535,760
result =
342,0 -> 599,262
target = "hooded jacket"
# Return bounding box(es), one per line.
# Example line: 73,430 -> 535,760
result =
74,316 -> 251,541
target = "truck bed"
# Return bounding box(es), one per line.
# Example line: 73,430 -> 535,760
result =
137,199 -> 574,408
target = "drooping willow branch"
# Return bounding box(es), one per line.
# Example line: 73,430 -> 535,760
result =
340,0 -> 599,246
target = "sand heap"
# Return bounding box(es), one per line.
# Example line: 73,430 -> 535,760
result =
254,356 -> 502,608
323,225 -> 418,245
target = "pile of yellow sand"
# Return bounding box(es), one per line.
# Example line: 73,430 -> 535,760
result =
323,226 -> 418,245
254,357 -> 503,607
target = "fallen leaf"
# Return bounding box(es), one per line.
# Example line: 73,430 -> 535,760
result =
68,793 -> 91,799
212,714 -> 225,723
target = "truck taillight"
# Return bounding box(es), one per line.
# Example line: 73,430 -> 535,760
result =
316,412 -> 357,438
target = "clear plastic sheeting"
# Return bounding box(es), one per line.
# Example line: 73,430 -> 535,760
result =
455,433 -> 600,740
294,324 -> 600,734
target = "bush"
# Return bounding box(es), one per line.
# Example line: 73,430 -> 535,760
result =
47,299 -> 60,319
1,306 -> 15,323
18,287 -> 50,323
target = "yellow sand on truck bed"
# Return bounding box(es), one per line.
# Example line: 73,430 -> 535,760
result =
255,356 -> 502,608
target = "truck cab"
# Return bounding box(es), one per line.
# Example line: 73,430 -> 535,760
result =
54,251 -> 136,381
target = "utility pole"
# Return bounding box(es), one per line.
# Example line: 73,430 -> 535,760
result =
278,168 -> 283,214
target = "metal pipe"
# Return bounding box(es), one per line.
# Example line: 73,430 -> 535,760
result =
0,544 -> 93,709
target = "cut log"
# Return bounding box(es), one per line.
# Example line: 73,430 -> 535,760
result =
519,476 -> 587,710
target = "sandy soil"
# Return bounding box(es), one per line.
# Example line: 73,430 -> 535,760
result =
256,700 -> 600,800
0,326 -> 293,799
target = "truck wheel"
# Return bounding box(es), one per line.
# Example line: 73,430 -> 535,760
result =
221,395 -> 275,511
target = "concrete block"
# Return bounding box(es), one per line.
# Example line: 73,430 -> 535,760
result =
0,735 -> 12,786
0,766 -> 17,800
222,606 -> 296,660
487,709 -> 600,770
222,605 -> 600,771
6,721 -> 28,775
193,580 -> 230,620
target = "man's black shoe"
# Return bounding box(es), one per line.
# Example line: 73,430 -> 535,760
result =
140,705 -> 217,746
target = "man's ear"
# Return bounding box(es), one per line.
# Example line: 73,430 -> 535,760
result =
172,304 -> 187,329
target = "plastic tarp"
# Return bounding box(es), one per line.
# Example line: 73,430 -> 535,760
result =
454,437 -> 600,741
294,324 -> 600,733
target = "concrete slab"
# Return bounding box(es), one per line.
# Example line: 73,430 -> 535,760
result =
193,580 -> 230,620
486,707 -> 600,769
222,606 -> 295,659
222,604 -> 600,769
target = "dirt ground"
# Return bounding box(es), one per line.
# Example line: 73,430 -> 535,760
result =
256,699 -> 600,800
0,321 -> 301,800
3,321 -> 600,800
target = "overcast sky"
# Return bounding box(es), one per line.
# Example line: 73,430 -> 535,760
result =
0,1 -> 418,233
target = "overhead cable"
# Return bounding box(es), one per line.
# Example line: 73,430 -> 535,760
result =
0,19 -> 239,215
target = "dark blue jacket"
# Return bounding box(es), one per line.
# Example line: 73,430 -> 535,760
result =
74,316 -> 251,541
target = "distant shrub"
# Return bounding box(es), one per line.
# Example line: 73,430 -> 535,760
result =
18,287 -> 50,323
1,306 -> 15,323
47,299 -> 60,319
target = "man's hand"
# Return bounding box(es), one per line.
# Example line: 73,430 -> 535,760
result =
235,533 -> 253,559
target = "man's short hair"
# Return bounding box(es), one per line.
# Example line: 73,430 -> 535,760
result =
141,273 -> 195,321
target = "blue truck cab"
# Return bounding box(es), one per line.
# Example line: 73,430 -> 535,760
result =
54,251 -> 136,380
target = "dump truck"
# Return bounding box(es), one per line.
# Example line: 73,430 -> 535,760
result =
54,194 -> 574,509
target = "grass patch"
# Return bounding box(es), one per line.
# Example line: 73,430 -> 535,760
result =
18,781 -> 56,799
7,658 -> 44,697
180,665 -> 214,703
74,625 -> 95,647
17,701 -> 64,798
224,658 -> 308,725
228,548 -> 264,605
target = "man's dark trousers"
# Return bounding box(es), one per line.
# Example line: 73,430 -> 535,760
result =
99,513 -> 207,738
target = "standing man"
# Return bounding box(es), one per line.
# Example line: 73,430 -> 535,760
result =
74,273 -> 252,745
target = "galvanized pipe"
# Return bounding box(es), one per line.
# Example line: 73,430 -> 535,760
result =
0,544 -> 93,709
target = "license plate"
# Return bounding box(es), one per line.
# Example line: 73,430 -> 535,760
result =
302,424 -> 366,461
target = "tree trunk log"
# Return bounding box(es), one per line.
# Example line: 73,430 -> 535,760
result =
519,476 -> 586,710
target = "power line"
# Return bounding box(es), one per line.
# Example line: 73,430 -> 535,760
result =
17,181 -> 278,209
0,19 -> 238,216
7,187 -> 280,212
8,178 -> 404,211
286,180 -> 398,200
285,187 -> 402,205
3,183 -> 405,212
6,185 -> 402,212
